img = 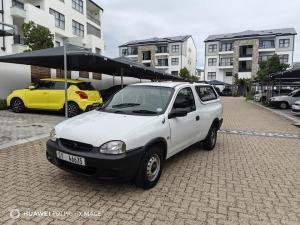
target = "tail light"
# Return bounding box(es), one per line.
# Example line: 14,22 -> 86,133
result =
76,91 -> 88,99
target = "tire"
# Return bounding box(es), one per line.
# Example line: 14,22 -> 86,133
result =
203,124 -> 218,151
279,101 -> 288,110
67,102 -> 80,117
11,98 -> 25,113
135,146 -> 164,189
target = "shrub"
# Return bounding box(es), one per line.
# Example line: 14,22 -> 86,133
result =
0,99 -> 7,110
246,90 -> 255,101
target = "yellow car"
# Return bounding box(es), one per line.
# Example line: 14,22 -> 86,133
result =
7,78 -> 103,117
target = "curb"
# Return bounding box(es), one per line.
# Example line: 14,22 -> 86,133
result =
249,101 -> 300,126
0,134 -> 49,150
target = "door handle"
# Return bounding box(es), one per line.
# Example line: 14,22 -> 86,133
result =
196,115 -> 200,121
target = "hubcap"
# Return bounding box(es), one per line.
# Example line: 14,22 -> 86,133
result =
146,154 -> 161,182
280,103 -> 286,109
68,104 -> 77,117
13,100 -> 23,112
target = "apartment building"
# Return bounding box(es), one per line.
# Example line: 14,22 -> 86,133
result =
204,28 -> 297,85
0,0 -> 104,98
119,35 -> 197,76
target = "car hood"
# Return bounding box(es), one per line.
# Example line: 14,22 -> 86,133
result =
271,95 -> 290,101
55,110 -> 157,147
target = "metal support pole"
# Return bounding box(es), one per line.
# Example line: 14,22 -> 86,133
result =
121,68 -> 124,88
64,44 -> 68,118
113,74 -> 115,86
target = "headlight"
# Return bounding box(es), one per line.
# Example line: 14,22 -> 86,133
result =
50,129 -> 57,142
99,141 -> 126,155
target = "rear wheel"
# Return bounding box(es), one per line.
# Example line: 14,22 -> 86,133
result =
11,98 -> 25,113
67,102 -> 80,117
135,146 -> 164,189
279,101 -> 288,109
203,124 -> 218,151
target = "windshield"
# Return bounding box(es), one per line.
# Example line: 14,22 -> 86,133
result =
288,90 -> 296,96
101,85 -> 174,115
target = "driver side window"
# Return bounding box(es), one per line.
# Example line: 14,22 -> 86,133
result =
173,87 -> 196,113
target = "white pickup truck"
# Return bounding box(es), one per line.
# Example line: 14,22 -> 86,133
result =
46,82 -> 223,189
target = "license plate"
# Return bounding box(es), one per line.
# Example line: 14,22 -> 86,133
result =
56,151 -> 85,166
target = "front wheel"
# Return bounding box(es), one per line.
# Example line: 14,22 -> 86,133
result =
135,146 -> 164,189
11,98 -> 25,113
279,101 -> 288,109
203,125 -> 218,151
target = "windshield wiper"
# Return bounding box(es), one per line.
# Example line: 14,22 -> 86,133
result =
112,103 -> 140,108
132,110 -> 158,115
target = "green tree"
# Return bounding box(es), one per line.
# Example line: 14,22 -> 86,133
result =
179,67 -> 199,82
256,54 -> 289,82
22,21 -> 54,51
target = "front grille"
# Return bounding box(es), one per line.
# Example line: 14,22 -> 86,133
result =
60,139 -> 93,152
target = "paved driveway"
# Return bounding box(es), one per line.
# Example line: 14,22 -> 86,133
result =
0,97 -> 299,225
0,110 -> 64,148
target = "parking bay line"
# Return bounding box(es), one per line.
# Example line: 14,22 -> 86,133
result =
219,129 -> 300,139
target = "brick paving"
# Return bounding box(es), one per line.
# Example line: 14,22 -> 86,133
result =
0,110 -> 64,147
0,97 -> 299,225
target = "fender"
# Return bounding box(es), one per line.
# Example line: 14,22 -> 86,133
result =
142,137 -> 168,160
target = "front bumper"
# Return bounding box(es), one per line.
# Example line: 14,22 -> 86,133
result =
46,140 -> 144,181
269,101 -> 282,108
292,105 -> 300,114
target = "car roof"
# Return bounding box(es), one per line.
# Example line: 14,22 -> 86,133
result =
131,82 -> 210,88
40,78 -> 85,84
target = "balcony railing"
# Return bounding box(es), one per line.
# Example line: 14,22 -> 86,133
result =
87,12 -> 100,26
219,62 -> 233,66
239,68 -> 252,72
156,47 -> 168,53
259,44 -> 275,49
239,54 -> 252,58
12,0 -> 24,9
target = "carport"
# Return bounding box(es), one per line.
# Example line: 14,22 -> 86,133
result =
0,44 -> 182,117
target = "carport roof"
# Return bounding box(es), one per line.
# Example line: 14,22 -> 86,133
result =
270,66 -> 300,82
0,45 -> 182,81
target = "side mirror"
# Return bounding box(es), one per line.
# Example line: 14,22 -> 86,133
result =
168,108 -> 188,119
28,85 -> 35,90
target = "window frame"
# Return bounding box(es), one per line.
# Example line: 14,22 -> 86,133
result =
208,44 -> 217,53
172,87 -> 196,113
195,86 -> 218,102
171,45 -> 180,53
72,20 -> 84,37
207,72 -> 216,80
49,8 -> 65,30
171,58 -> 179,65
72,0 -> 83,13
279,39 -> 290,48
208,58 -> 217,66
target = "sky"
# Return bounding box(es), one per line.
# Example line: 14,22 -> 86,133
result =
95,0 -> 300,69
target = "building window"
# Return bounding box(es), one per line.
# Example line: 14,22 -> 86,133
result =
258,55 -> 272,62
157,59 -> 168,66
208,44 -> 217,53
49,8 -> 65,30
142,51 -> 151,60
122,48 -> 129,56
279,39 -> 290,48
259,40 -> 275,49
157,45 -> 168,53
87,23 -> 101,38
220,43 -> 233,52
171,45 -> 179,53
72,0 -> 83,13
171,71 -> 178,75
225,72 -> 233,77
55,41 -> 61,47
279,54 -> 289,64
208,58 -> 217,66
220,57 -> 233,66
207,72 -> 216,80
171,58 -> 179,65
72,20 -> 84,37
95,48 -> 101,55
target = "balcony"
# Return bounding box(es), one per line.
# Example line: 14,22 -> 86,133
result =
156,46 -> 169,55
10,0 -> 26,18
12,35 -> 28,53
87,12 -> 101,26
